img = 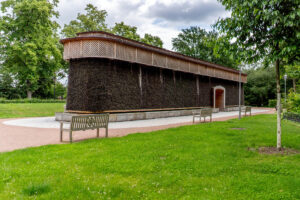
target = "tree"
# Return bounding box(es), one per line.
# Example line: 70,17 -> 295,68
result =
112,22 -> 164,48
215,0 -> 300,150
172,26 -> 240,69
141,33 -> 163,48
0,69 -> 23,99
50,82 -> 66,99
244,67 -> 276,107
0,0 -> 62,98
62,4 -> 164,48
62,4 -> 108,38
112,22 -> 141,41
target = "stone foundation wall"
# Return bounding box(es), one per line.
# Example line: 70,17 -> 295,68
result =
66,58 -> 244,112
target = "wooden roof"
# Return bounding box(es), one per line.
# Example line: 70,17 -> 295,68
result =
60,31 -> 247,83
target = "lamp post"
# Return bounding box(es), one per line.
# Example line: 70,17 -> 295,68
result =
284,74 -> 287,107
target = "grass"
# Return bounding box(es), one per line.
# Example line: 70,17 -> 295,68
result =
0,114 -> 299,199
0,103 -> 65,118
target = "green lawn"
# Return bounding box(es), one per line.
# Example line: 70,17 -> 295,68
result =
0,103 -> 65,118
0,115 -> 299,199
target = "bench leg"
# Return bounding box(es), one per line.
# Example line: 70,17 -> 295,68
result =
193,116 -> 195,124
60,122 -> 63,142
69,130 -> 73,143
105,127 -> 108,138
97,128 -> 99,138
210,115 -> 212,122
204,117 -> 205,122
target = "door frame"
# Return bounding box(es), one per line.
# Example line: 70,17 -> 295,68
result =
213,85 -> 226,109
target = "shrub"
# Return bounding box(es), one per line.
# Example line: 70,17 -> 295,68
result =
287,92 -> 300,113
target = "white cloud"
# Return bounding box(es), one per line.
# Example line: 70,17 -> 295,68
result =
1,0 -> 230,50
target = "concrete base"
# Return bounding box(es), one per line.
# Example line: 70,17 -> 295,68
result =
224,106 -> 245,112
55,108 -> 220,122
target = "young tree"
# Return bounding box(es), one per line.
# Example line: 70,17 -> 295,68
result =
216,0 -> 300,150
62,4 -> 108,38
0,0 -> 62,98
172,27 -> 240,69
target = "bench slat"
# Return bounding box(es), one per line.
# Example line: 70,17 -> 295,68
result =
60,114 -> 109,143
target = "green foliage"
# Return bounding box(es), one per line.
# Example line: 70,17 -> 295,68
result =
215,0 -> 300,148
141,33 -> 163,48
0,0 -> 62,98
112,22 -> 164,48
215,0 -> 299,65
284,64 -> 300,92
0,115 -> 299,199
172,27 -> 240,69
287,92 -> 300,113
61,4 -> 108,38
0,103 -> 64,118
51,82 -> 67,99
284,64 -> 300,80
62,5 -> 163,48
0,70 -> 24,99
268,99 -> 277,108
112,22 -> 141,41
244,67 -> 276,106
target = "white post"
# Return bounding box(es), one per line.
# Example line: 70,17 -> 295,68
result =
238,70 -> 242,119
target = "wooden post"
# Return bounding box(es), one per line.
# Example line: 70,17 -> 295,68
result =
60,122 -> 63,142
97,128 -> 99,138
105,127 -> 108,138
69,130 -> 73,143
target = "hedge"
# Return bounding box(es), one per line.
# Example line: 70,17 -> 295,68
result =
0,98 -> 66,104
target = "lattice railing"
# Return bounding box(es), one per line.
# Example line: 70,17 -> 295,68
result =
62,38 -> 247,83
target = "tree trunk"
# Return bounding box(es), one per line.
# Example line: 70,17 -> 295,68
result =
293,78 -> 296,93
275,59 -> 281,150
27,91 -> 32,99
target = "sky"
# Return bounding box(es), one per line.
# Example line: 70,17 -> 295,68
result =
0,0 -> 230,50
56,0 -> 230,50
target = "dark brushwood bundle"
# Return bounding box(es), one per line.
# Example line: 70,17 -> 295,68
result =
66,58 -> 243,112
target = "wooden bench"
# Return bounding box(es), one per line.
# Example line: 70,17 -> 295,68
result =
192,108 -> 212,123
60,114 -> 109,143
242,106 -> 251,116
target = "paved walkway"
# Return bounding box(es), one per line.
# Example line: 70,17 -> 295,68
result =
0,108 -> 274,152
